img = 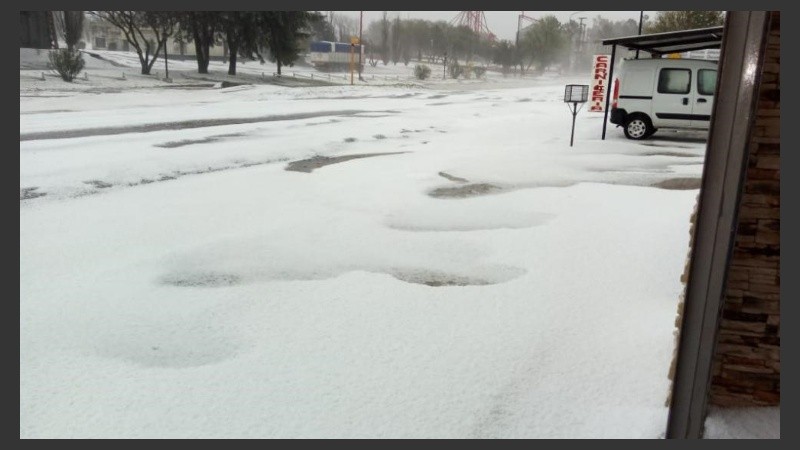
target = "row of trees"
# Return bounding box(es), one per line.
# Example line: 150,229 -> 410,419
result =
492,11 -> 725,75
360,16 -> 493,67
88,11 -> 324,76
51,11 -> 725,81
345,11 -> 723,77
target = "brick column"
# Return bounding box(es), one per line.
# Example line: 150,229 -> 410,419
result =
709,11 -> 780,407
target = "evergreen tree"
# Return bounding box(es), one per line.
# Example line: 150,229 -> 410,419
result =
262,11 -> 313,76
178,11 -> 219,74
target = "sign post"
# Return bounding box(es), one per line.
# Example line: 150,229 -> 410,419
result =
564,84 -> 589,147
589,54 -> 610,112
350,37 -> 359,86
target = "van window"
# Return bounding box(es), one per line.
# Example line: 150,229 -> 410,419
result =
657,69 -> 691,94
698,69 -> 717,95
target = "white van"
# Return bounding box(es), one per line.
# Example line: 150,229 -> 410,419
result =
609,58 -> 719,139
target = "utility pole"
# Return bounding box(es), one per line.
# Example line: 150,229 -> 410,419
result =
578,17 -> 586,70
358,11 -> 364,81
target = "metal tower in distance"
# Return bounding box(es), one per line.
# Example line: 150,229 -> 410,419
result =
451,11 -> 496,41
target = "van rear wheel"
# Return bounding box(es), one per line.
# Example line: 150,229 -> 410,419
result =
623,115 -> 654,140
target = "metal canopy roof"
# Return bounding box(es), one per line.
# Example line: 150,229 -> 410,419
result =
601,26 -> 724,55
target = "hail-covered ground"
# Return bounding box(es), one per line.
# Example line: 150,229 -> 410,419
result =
21,49 -> 718,438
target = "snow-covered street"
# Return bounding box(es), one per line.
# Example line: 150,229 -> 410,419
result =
20,58 -> 707,438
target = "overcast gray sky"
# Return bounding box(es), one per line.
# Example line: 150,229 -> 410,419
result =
337,11 -> 656,41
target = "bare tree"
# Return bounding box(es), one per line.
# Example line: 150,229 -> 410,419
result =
90,11 -> 176,75
332,14 -> 357,42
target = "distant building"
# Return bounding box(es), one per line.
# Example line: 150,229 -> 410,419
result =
84,14 -> 226,58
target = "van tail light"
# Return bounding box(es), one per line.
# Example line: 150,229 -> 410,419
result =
612,78 -> 620,109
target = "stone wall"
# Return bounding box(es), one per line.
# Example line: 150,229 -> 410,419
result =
709,10 -> 780,407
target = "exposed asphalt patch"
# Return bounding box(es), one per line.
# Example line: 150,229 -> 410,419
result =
83,180 -> 113,189
298,93 -> 421,100
35,157 -> 290,202
652,177 -> 702,190
155,83 -> 217,90
20,110 -> 397,141
438,172 -> 469,183
638,142 -> 699,150
20,109 -> 74,115
160,272 -> 242,287
20,187 -> 46,200
428,183 -> 504,199
638,150 -> 703,157
390,266 -> 526,287
285,152 -> 409,173
154,132 -> 245,148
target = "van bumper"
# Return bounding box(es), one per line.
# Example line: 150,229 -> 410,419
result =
610,108 -> 627,126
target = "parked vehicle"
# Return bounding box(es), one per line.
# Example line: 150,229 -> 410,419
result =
309,41 -> 365,71
609,58 -> 719,139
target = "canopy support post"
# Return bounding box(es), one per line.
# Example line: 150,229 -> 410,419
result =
601,44 -> 616,140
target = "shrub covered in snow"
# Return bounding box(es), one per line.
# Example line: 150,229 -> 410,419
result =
48,49 -> 85,82
473,66 -> 487,79
414,64 -> 431,80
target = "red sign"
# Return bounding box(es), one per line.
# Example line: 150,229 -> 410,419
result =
589,54 -> 610,112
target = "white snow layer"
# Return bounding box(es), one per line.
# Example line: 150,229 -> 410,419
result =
704,407 -> 780,439
21,69 -> 709,438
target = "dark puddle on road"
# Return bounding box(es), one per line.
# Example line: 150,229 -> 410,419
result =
285,152 -> 409,173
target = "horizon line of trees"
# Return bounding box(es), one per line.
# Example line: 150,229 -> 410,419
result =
56,11 -> 726,79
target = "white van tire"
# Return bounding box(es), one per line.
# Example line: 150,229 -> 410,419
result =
623,114 -> 655,140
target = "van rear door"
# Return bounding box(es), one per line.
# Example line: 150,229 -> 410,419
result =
652,67 -> 694,128
692,67 -> 717,129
